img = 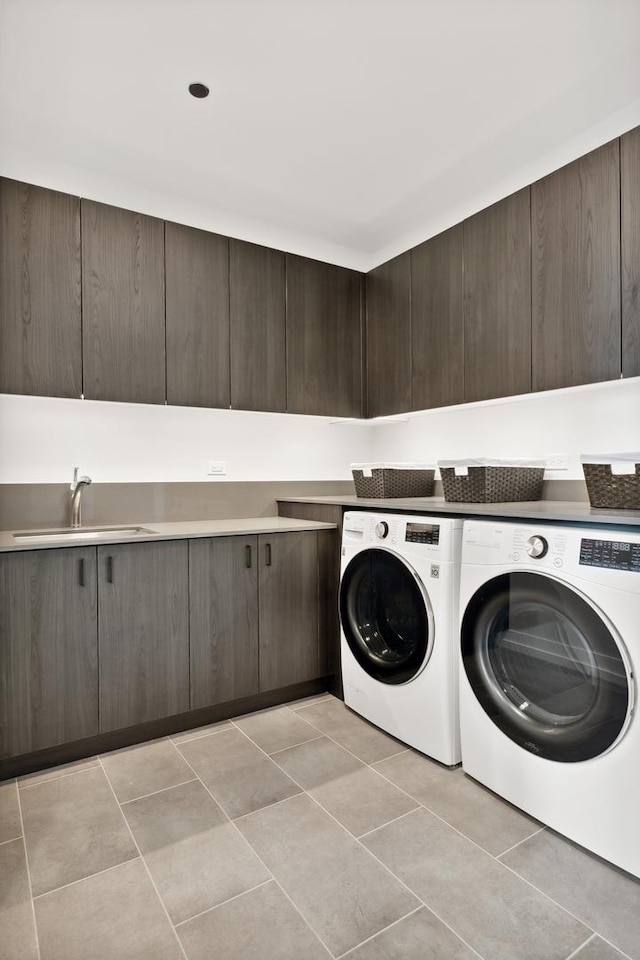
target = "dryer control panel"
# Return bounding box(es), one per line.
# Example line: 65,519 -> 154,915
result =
579,538 -> 640,573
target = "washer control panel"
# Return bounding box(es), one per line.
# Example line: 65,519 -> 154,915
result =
405,521 -> 440,545
375,521 -> 389,539
579,538 -> 640,573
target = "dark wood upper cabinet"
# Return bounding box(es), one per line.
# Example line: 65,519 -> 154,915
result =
82,199 -> 165,404
0,547 -> 98,758
286,255 -> 363,417
259,531 -> 319,691
0,178 -> 81,398
621,127 -> 640,378
166,222 -> 230,408
189,536 -> 259,709
463,187 -> 531,403
366,252 -> 411,417
532,140 -> 621,391
411,225 -> 464,411
230,239 -> 286,412
98,540 -> 189,732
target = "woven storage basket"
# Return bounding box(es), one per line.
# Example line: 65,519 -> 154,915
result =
581,453 -> 640,509
438,459 -> 545,503
351,463 -> 435,499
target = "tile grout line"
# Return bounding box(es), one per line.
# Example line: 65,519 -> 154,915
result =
170,724 -> 234,746
285,694 -> 336,713
232,723 -> 486,960
232,789 -> 305,824
355,807 -> 422,841
368,747 -> 409,763
118,777 -> 198,806
18,762 -> 99,792
493,857 -> 600,947
168,734 -> 336,959
96,755 -> 190,960
32,855 -> 140,901
334,905 -> 424,959
173,878 -> 274,928
562,932 -> 597,960
15,781 -> 41,960
0,833 -> 23,846
588,934 -> 636,960
496,824 -> 546,859
258,734 -> 326,757
372,760 -> 537,863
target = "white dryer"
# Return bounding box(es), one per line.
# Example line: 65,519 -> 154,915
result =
339,511 -> 463,766
459,519 -> 640,878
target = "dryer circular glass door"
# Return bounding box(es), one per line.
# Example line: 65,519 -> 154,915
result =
339,548 -> 434,684
461,572 -> 631,762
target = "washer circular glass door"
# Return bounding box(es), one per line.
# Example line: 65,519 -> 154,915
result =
339,548 -> 433,684
461,572 -> 631,762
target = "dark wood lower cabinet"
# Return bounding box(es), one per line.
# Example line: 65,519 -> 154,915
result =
189,536 -> 260,708
1,528 -> 333,771
98,540 -> 189,731
258,532 -> 320,691
277,502 -> 343,695
0,548 -> 98,758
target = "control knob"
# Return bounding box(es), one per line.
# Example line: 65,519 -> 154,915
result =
526,535 -> 548,559
375,521 -> 389,539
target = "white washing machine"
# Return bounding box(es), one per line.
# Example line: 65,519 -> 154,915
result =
459,519 -> 640,878
339,511 -> 463,765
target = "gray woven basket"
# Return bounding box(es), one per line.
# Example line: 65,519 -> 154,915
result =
440,466 -> 544,503
582,462 -> 640,509
352,468 -> 435,499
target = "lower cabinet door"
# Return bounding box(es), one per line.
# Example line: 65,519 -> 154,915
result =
258,531 -> 319,692
0,547 -> 98,758
189,536 -> 259,708
98,540 -> 189,731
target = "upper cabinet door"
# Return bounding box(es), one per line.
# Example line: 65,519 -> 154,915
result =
411,225 -> 464,411
286,255 -> 363,417
621,127 -> 640,378
0,178 -> 81,398
82,200 -> 165,404
463,188 -> 532,403
166,222 -> 230,408
230,239 -> 286,412
532,140 -> 621,391
366,252 -> 411,417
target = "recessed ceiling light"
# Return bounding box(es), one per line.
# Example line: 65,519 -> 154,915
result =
189,82 -> 210,99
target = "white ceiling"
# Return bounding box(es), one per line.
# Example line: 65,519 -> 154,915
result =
1,0 -> 639,270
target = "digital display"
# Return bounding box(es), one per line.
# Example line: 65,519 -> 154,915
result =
405,522 -> 440,545
579,538 -> 640,573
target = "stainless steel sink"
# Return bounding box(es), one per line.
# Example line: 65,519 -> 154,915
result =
13,526 -> 156,544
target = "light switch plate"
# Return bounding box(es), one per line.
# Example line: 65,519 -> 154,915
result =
546,454 -> 569,471
207,460 -> 227,475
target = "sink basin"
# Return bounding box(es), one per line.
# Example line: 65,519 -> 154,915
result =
13,526 -> 156,544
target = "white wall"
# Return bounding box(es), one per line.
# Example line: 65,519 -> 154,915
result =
2,378 -> 639,485
369,378 -> 640,479
0,395 -> 372,483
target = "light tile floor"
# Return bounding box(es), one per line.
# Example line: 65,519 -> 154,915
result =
1,694 -> 639,960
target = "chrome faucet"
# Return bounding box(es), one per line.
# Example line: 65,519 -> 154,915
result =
70,467 -> 92,528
